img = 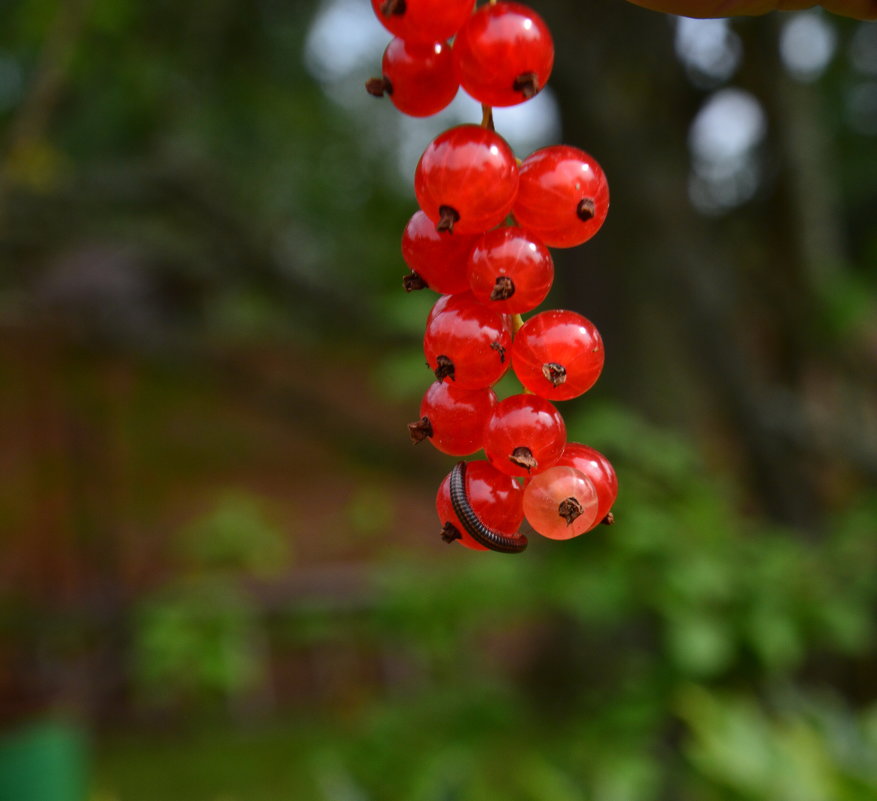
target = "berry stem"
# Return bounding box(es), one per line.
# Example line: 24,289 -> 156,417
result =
480,104 -> 494,131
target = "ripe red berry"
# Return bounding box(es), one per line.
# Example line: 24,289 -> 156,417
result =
410,381 -> 497,456
401,210 -> 478,295
511,309 -> 604,400
369,38 -> 459,118
554,443 -> 618,527
466,226 -> 554,314
522,465 -> 599,540
414,124 -> 519,235
423,293 -> 513,389
371,0 -> 476,44
453,1 -> 554,107
483,393 -> 566,477
513,145 -> 609,248
436,459 -> 524,551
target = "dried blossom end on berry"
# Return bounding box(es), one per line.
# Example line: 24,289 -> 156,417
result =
558,496 -> 584,525
408,416 -> 433,443
440,521 -> 462,543
542,362 -> 567,387
601,512 -> 615,526
436,205 -> 460,233
434,354 -> 455,382
365,77 -> 392,97
490,276 -> 515,301
577,198 -> 596,221
511,446 -> 538,472
403,272 -> 428,292
512,71 -> 540,99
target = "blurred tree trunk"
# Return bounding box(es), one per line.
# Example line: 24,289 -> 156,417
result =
542,1 -> 875,531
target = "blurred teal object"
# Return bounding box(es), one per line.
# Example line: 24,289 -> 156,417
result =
0,721 -> 88,801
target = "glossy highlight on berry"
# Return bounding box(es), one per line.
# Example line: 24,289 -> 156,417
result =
411,381 -> 497,455
401,210 -> 478,294
453,1 -> 554,107
523,465 -> 599,540
513,145 -> 610,248
467,226 -> 554,314
371,38 -> 460,118
370,0 -> 476,44
554,443 -> 618,526
414,125 -> 520,235
511,309 -> 605,400
423,292 -> 513,389
483,393 -> 566,477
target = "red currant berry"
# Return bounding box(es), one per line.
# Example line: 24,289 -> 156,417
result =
423,292 -> 512,389
483,393 -> 566,477
466,226 -> 554,314
522,465 -> 599,540
367,38 -> 459,118
554,443 -> 618,527
414,125 -> 519,235
401,210 -> 478,295
424,291 -> 454,328
409,381 -> 497,456
436,460 -> 524,551
371,0 -> 476,44
453,2 -> 554,107
511,310 -> 604,400
513,145 -> 609,248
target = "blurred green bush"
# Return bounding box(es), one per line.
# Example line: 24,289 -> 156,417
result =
95,404 -> 877,801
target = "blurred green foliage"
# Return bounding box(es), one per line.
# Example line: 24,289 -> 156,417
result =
98,405 -> 877,801
134,492 -> 289,704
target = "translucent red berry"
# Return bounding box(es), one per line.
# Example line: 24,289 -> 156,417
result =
453,1 -> 554,107
370,0 -> 476,44
414,125 -> 519,236
369,38 -> 459,118
554,443 -> 618,526
483,393 -> 566,477
410,381 -> 497,456
423,293 -> 513,389
511,309 -> 604,400
401,210 -> 478,295
466,226 -> 554,314
436,459 -> 524,551
523,465 -> 599,540
513,145 -> 609,248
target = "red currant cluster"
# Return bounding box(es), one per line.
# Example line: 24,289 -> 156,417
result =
368,0 -> 618,554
